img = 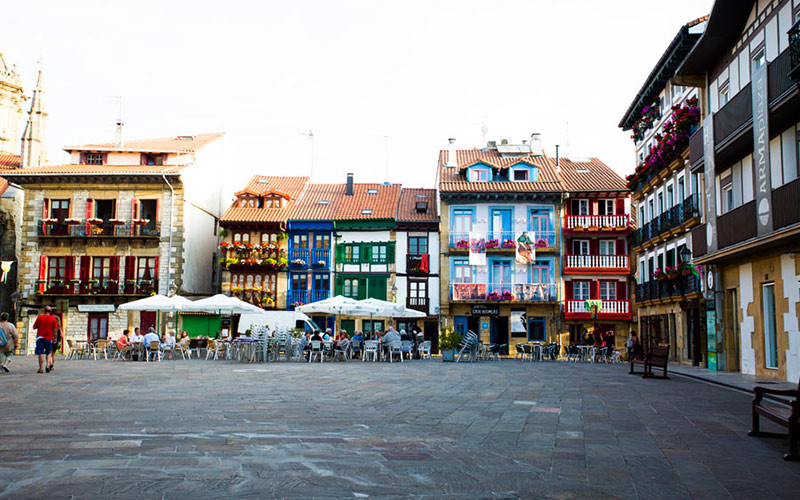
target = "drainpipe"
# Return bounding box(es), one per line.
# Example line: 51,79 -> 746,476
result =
161,164 -> 181,297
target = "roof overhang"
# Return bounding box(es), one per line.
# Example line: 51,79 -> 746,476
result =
674,0 -> 753,82
619,24 -> 705,130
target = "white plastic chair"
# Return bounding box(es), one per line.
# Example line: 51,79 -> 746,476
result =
362,341 -> 379,362
388,341 -> 403,363
309,340 -> 324,363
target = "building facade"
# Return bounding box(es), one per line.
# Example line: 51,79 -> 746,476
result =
674,0 -> 800,380
6,133 -> 225,351
438,138 -> 631,352
620,17 -> 708,364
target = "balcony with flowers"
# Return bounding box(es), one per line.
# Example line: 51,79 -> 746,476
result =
451,283 -> 557,303
219,240 -> 288,271
230,284 -> 276,309
625,97 -> 700,192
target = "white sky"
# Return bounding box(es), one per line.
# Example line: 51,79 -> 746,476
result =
3,0 -> 712,194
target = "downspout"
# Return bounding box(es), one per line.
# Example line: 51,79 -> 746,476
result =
161,164 -> 181,297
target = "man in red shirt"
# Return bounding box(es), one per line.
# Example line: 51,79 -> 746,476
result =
33,306 -> 59,374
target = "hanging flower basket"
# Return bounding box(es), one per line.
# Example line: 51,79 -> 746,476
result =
108,218 -> 126,226
87,218 -> 103,225
64,218 -> 82,225
133,218 -> 150,226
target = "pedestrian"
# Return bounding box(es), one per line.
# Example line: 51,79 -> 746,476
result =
626,331 -> 641,361
0,312 -> 20,373
47,324 -> 62,373
33,306 -> 59,373
580,328 -> 588,345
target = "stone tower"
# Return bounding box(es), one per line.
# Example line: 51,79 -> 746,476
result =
0,55 -> 25,155
20,66 -> 46,168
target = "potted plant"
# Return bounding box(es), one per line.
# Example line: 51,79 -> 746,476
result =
455,239 -> 469,248
486,239 -> 500,249
501,290 -> 514,301
291,258 -> 306,267
502,239 -> 515,248
487,291 -> 500,301
219,241 -> 231,251
440,329 -> 462,362
535,238 -> 549,248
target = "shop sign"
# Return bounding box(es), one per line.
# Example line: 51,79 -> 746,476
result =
472,304 -> 499,316
77,304 -> 115,313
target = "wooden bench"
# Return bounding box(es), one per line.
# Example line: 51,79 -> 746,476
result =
748,380 -> 800,461
629,344 -> 670,378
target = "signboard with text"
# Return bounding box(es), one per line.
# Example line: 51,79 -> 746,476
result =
472,304 -> 499,316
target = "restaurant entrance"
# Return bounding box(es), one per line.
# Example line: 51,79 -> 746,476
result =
490,316 -> 509,354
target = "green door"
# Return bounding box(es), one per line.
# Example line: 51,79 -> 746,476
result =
341,319 -> 355,335
180,315 -> 222,338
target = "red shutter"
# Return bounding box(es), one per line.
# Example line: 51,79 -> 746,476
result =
154,256 -> 160,291
615,198 -> 625,216
38,255 -> 47,292
85,199 -> 94,235
110,257 -> 120,292
124,256 -> 136,293
590,281 -> 599,299
590,239 -> 599,256
65,256 -> 75,292
155,198 -> 161,223
102,153 -> 108,165
80,152 -> 87,164
616,239 -> 625,256
42,199 -> 49,234
565,280 -> 573,300
617,281 -> 627,300
131,199 -> 139,235
80,256 -> 91,283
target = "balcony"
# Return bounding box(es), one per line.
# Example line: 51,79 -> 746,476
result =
406,254 -> 429,274
718,201 -> 756,249
309,289 -> 330,303
288,289 -> 308,306
38,220 -> 160,239
773,177 -> 800,230
691,223 -> 707,257
635,274 -> 701,304
448,231 -> 557,251
714,81 -> 751,147
40,279 -> 158,296
564,214 -> 630,232
451,283 -> 557,302
288,248 -> 309,268
564,254 -> 629,274
564,299 -> 630,319
790,20 -> 800,80
633,195 -> 700,247
407,296 -> 429,314
689,127 -> 703,165
310,249 -> 330,269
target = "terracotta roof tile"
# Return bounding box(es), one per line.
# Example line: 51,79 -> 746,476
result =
220,176 -> 310,224
0,153 -> 20,170
336,183 -> 402,220
0,177 -> 8,196
288,183 -> 347,220
397,188 -> 438,222
64,133 -> 223,153
438,149 -> 627,194
2,164 -> 187,176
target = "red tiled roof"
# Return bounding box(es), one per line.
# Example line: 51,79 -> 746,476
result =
0,153 -> 20,170
64,133 -> 223,153
397,188 -> 438,222
438,149 -> 627,194
0,177 -> 8,196
2,164 -> 187,176
221,176 -> 310,224
336,183 -> 402,220
288,183 -> 347,220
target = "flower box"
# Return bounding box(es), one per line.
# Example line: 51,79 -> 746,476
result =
64,218 -> 82,225
500,291 -> 514,300
455,239 -> 469,248
587,226 -> 599,232
133,218 -> 150,226
502,239 -> 515,248
87,218 -> 103,225
290,301 -> 305,307
314,260 -> 327,267
219,241 -> 231,250
535,239 -> 549,248
108,218 -> 126,225
43,218 -> 59,224
486,239 -> 500,249
291,259 -> 306,266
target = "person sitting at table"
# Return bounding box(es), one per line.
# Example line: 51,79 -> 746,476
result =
298,331 -> 311,351
161,330 -> 176,359
143,328 -> 160,348
351,330 -> 363,343
179,331 -> 190,345
400,329 -> 412,342
373,330 -> 382,342
311,330 -> 323,342
117,329 -> 129,350
382,328 -> 400,344
323,328 -> 332,341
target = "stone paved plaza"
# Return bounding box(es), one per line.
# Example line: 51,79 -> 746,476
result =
1,357 -> 800,499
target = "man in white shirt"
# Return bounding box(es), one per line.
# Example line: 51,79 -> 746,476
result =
129,327 -> 144,344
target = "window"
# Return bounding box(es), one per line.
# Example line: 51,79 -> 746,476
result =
600,281 -> 617,301
48,257 -> 66,287
234,233 -> 250,244
292,234 -> 308,249
408,236 -> 428,256
291,273 -> 308,291
678,176 -> 685,201
142,153 -> 164,166
657,192 -> 664,214
763,283 -> 778,369
667,185 -> 674,208
50,199 -> 70,220
453,209 -> 473,234
718,82 -> 730,108
753,48 -> 766,70
344,244 -> 360,263
137,257 -> 157,281
723,185 -> 734,213
572,240 -> 589,255
573,281 -> 590,301
469,169 -> 489,182
453,260 -> 471,283
260,233 -> 273,246
599,240 -> 616,255
530,263 -> 549,283
361,209 -> 372,215
572,199 -> 589,215
512,169 -> 529,181
343,278 -> 360,299
648,199 -> 654,220
92,257 -> 111,286
648,256 -> 655,281
313,273 -> 329,291
666,248 -> 675,268
372,244 -> 388,263
264,196 -> 282,208
86,153 -> 103,165
409,279 -> 427,299
367,189 -> 378,194
314,234 -> 330,249
639,206 -> 646,225
529,210 -> 549,233
491,261 -> 512,292
598,200 -> 615,215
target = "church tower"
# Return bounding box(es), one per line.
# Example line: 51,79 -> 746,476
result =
0,55 -> 25,156
20,66 -> 46,168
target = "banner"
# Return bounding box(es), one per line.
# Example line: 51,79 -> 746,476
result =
514,283 -> 553,301
0,261 -> 13,283
469,232 -> 486,266
515,231 -> 535,265
511,310 -> 527,334
751,62 -> 773,236
584,299 -> 603,313
452,283 -> 487,301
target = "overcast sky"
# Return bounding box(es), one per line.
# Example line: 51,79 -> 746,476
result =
3,0 -> 712,194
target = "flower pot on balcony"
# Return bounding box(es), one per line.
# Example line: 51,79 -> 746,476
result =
588,226 -> 599,232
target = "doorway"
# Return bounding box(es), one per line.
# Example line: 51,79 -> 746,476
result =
528,316 -> 546,342
490,316 -> 509,354
140,311 -> 156,333
87,313 -> 109,343
340,319 -> 355,335
424,320 -> 438,353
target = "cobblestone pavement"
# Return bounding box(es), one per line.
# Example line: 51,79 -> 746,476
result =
1,357 -> 800,499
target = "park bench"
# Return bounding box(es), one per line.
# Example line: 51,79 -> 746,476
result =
629,344 -> 670,378
748,380 -> 800,461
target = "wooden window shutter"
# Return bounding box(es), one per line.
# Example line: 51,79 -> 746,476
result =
124,256 -> 135,288
589,281 -> 599,299
38,255 -> 48,292
361,243 -> 371,264
590,239 -> 599,255
155,197 -> 161,223
335,244 -> 343,263
110,256 -> 121,284
131,199 -> 139,235
154,257 -> 160,281
85,199 -> 94,235
617,281 -> 627,300
79,256 -> 91,283
65,256 -> 75,281
616,239 -> 625,255
41,199 -> 49,234
334,277 -> 342,296
358,278 -> 368,300
80,152 -> 87,164
387,242 -> 395,263
102,153 -> 108,165
615,198 -> 625,216
565,280 -> 573,300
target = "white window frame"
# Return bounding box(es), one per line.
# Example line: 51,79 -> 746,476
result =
600,281 -> 617,301
573,281 -> 590,301
572,240 -> 590,255
599,240 -> 616,256
512,169 -> 529,182
469,169 -> 489,182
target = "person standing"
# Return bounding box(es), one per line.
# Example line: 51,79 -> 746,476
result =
626,331 -> 641,361
0,312 -> 19,373
47,324 -> 62,373
33,306 -> 59,373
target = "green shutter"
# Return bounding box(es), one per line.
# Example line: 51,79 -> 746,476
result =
368,276 -> 386,300
335,244 -> 344,264
334,277 -> 343,297
360,243 -> 370,264
387,242 -> 395,263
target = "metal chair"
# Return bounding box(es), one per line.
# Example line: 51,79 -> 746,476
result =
146,341 -> 162,362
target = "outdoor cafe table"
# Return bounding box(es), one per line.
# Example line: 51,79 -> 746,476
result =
188,338 -> 209,359
231,337 -> 261,362
577,345 -> 595,362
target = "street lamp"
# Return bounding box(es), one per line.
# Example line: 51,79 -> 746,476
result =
679,246 -> 692,264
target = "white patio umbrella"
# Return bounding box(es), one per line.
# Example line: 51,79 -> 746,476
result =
296,295 -> 381,316
169,295 -> 193,308
178,294 -> 263,314
358,298 -> 426,318
118,294 -> 178,312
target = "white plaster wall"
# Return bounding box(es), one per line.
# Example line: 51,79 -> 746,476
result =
739,262 -> 756,375
429,232 -> 440,274
106,152 -> 143,165
429,276 -> 440,315
782,254 -> 800,382
339,230 -> 391,243
181,198 -> 215,294
396,232 -> 407,274
395,275 -> 407,305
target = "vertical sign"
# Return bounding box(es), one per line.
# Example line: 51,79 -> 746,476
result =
706,309 -> 717,371
702,114 -> 718,253
468,232 -> 486,266
515,231 -> 535,265
751,63 -> 773,236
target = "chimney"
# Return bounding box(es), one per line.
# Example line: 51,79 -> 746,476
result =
555,144 -> 561,174
446,138 -> 457,168
346,172 -> 354,196
530,133 -> 543,156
